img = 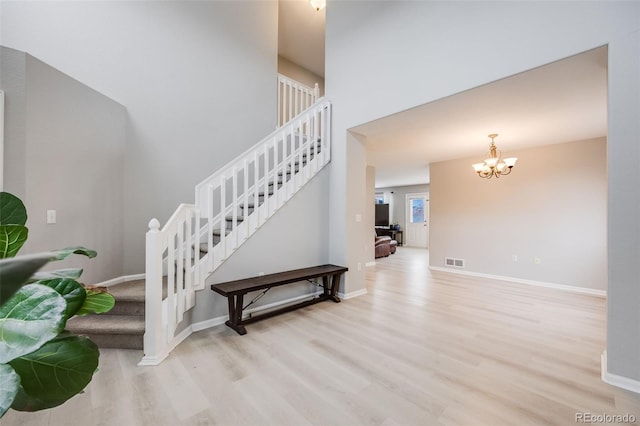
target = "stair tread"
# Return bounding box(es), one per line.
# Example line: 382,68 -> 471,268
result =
105,279 -> 145,302
66,314 -> 145,334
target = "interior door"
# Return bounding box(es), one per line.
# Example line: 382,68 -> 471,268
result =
405,193 -> 429,248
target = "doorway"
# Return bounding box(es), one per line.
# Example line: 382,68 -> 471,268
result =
405,192 -> 429,248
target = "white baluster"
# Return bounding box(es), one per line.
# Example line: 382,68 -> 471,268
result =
232,166 -> 238,249
277,76 -> 282,127
253,151 -> 259,232
166,231 -> 176,340
220,174 -> 226,260
207,184 -> 214,272
263,144 -> 268,223
176,219 -> 184,323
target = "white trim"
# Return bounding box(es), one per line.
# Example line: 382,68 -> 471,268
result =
429,266 -> 607,297
339,288 -> 368,299
601,351 -> 640,394
95,273 -> 146,288
365,261 -> 376,267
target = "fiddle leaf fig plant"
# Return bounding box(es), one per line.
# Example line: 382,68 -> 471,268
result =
0,192 -> 115,418
0,192 -> 28,259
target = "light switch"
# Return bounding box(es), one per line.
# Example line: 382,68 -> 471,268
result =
47,210 -> 56,224
355,214 -> 362,222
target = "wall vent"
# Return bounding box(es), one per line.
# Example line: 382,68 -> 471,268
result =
445,257 -> 465,268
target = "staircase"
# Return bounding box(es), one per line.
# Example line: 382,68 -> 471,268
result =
141,96 -> 332,365
66,280 -> 145,349
61,78 -> 326,357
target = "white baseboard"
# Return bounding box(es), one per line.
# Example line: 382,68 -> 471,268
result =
339,288 -> 368,299
178,291 -> 330,335
601,351 -> 640,394
96,273 -> 145,288
429,266 -> 607,297
138,353 -> 168,367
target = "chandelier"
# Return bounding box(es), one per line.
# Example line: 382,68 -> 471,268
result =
309,0 -> 326,11
472,134 -> 518,179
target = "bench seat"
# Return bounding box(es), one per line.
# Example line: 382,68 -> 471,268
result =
211,264 -> 348,335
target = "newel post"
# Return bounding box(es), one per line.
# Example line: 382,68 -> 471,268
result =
142,218 -> 165,364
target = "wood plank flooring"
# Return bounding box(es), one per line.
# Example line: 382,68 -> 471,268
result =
3,247 -> 639,425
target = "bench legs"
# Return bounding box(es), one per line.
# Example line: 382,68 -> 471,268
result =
225,294 -> 247,335
223,272 -> 344,335
321,274 -> 342,303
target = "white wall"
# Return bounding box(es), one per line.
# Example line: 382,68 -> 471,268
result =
431,138 -> 607,291
1,48 -> 126,284
325,1 -> 640,384
1,1 -> 279,275
189,169 -> 331,324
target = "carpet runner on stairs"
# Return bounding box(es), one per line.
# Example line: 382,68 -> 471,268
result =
66,279 -> 145,350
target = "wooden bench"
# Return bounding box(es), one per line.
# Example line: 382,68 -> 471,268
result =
210,264 -> 348,335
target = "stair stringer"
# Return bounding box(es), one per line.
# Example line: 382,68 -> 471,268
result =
141,99 -> 332,365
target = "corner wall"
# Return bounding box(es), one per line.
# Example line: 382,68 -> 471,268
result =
1,47 -> 126,284
430,138 -> 607,291
1,1 -> 279,275
325,0 -> 640,386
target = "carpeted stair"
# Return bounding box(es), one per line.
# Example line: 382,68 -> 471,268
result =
65,280 -> 145,350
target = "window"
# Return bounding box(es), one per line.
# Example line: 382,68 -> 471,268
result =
410,198 -> 424,223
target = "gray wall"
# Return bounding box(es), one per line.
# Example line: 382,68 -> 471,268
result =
375,184 -> 430,233
1,47 -> 126,284
325,1 -> 639,383
430,138 -> 607,291
190,168 -> 331,323
1,1 -> 279,275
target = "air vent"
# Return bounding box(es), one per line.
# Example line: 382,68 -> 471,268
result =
445,257 -> 465,268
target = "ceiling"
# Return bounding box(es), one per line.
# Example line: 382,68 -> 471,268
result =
278,0 -> 325,77
276,4 -> 607,189
351,47 -> 608,188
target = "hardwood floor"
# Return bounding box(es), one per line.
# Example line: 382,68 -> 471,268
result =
4,247 -> 639,425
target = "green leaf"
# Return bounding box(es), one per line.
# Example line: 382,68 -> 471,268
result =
0,253 -> 55,308
36,279 -> 86,320
0,225 -> 28,259
0,192 -> 27,226
0,284 -> 66,363
76,289 -> 115,315
0,363 -> 20,418
51,247 -> 97,261
9,334 -> 99,411
28,268 -> 84,282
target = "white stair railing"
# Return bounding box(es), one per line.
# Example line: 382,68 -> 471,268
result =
277,74 -> 319,127
142,98 -> 331,365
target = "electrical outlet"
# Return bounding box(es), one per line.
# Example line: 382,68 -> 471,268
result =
512,254 -> 518,262
355,214 -> 362,222
46,210 -> 56,224
357,262 -> 362,271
